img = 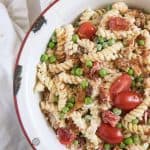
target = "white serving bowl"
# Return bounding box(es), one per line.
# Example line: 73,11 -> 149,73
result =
13,0 -> 150,149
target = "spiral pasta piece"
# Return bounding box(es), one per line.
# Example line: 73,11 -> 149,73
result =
78,39 -> 96,53
37,63 -> 54,91
55,27 -> 66,62
58,72 -> 84,84
141,29 -> 150,49
112,2 -> 128,14
49,59 -> 74,74
79,8 -> 96,24
124,97 -> 150,122
122,120 -> 150,135
82,42 -> 123,62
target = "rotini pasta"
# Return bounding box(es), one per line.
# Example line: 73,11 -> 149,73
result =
36,2 -> 150,150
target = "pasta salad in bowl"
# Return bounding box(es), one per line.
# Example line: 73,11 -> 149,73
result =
14,0 -> 150,150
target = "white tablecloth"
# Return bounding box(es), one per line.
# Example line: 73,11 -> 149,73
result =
0,0 -> 51,149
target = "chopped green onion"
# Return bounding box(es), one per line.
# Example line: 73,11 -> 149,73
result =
120,142 -> 126,149
66,102 -> 74,109
99,68 -> 108,78
97,44 -> 103,51
132,135 -> 140,144
68,97 -> 75,104
48,55 -> 56,64
132,119 -> 139,124
86,60 -> 93,68
106,5 -> 112,11
116,123 -> 122,128
108,39 -> 115,46
128,68 -> 134,76
59,112 -> 65,119
124,137 -> 133,145
102,42 -> 108,48
71,68 -> 76,75
62,107 -> 69,113
85,97 -> 93,105
135,76 -> 144,83
72,34 -> 79,43
75,68 -> 83,76
48,41 -> 56,49
98,36 -> 106,44
80,80 -> 89,89
137,40 -> 145,46
40,54 -> 49,62
113,108 -> 122,115
104,144 -> 111,150
73,140 -> 79,145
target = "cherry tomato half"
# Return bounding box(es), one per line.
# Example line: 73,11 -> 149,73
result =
77,22 -> 96,40
57,128 -> 76,145
114,91 -> 142,111
97,123 -> 123,144
110,74 -> 132,99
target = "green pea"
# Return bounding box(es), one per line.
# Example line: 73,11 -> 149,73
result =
68,97 -> 75,104
48,41 -> 56,49
40,54 -> 49,62
80,80 -> 89,89
102,42 -> 108,49
116,123 -> 122,128
108,39 -> 115,46
66,102 -> 74,109
48,55 -> 56,64
137,40 -> 145,46
99,68 -> 108,78
85,97 -> 93,105
98,36 -> 105,44
75,68 -> 83,76
133,135 -> 140,144
113,108 -> 122,115
124,137 -> 133,145
97,44 -> 103,51
104,144 -> 111,150
128,68 -> 134,76
86,60 -> 93,68
62,106 -> 69,113
72,34 -> 79,43
120,142 -> 126,149
132,119 -> 139,124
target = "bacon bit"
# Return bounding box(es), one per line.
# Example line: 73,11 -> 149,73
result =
66,119 -> 80,135
144,110 -> 150,124
108,17 -> 130,31
114,58 -> 130,71
89,61 -> 101,79
130,59 -> 143,76
85,85 -> 93,96
57,127 -> 76,145
102,110 -> 120,127
73,88 -> 85,111
99,86 -> 111,102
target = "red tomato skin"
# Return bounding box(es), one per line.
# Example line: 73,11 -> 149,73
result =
114,91 -> 142,110
110,74 -> 132,99
97,123 -> 123,144
77,22 -> 96,40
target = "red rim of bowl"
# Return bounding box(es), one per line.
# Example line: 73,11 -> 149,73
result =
13,0 -> 60,149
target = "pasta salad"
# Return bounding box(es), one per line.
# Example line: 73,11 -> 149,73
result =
35,2 -> 150,150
